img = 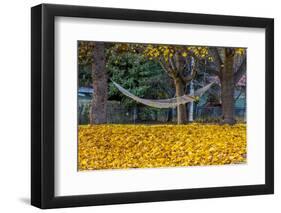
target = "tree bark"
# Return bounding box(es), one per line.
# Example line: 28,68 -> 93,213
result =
188,80 -> 194,122
175,78 -> 187,124
166,108 -> 173,122
221,48 -> 235,124
90,42 -> 108,124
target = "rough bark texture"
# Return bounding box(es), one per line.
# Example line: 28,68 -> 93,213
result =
221,48 -> 235,124
208,47 -> 246,125
90,42 -> 108,124
188,80 -> 194,122
175,78 -> 187,124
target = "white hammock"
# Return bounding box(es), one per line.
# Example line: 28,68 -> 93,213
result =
112,81 -> 214,109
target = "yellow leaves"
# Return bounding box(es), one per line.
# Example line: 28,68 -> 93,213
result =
163,48 -> 169,56
183,46 -> 209,59
78,124 -> 247,171
235,48 -> 246,55
81,159 -> 87,165
182,52 -> 187,57
208,56 -> 213,62
143,44 -> 212,64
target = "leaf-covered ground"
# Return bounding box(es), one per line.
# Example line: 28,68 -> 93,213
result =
78,124 -> 246,171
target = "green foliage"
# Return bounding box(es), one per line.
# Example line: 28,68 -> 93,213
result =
78,65 -> 92,87
107,52 -> 173,108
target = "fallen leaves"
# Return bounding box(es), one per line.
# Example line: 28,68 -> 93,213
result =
78,123 -> 246,171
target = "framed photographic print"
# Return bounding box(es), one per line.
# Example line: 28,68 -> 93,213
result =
31,3 -> 274,209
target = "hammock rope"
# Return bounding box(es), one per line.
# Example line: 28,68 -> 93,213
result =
112,80 -> 214,109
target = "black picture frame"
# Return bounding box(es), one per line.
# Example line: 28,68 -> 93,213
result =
31,3 -> 274,209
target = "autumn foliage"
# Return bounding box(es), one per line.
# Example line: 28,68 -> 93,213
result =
78,124 -> 246,170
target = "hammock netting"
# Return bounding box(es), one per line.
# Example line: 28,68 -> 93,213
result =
112,80 -> 214,109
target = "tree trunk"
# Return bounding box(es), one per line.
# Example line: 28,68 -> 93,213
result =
175,78 -> 187,124
221,48 -> 235,124
188,80 -> 194,122
90,42 -> 108,124
133,107 -> 139,124
166,108 -> 173,122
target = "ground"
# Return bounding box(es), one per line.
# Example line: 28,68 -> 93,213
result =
78,123 -> 246,171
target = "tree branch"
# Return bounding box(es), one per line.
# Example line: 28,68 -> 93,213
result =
179,58 -> 197,83
159,57 -> 177,79
234,56 -> 246,84
206,68 -> 220,77
168,56 -> 177,72
209,47 -> 223,67
174,52 -> 181,71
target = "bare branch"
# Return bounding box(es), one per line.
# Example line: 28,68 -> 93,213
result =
159,57 -> 177,78
174,52 -> 181,71
206,68 -> 220,77
209,47 -> 223,69
179,57 -> 197,83
168,56 -> 177,72
234,56 -> 246,84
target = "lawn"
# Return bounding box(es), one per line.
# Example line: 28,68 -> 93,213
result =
78,123 -> 246,171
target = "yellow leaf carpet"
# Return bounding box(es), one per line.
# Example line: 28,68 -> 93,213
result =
78,124 -> 246,171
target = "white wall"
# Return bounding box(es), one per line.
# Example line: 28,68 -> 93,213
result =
0,0 -> 279,212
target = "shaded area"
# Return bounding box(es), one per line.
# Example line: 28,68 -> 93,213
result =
78,42 -> 247,125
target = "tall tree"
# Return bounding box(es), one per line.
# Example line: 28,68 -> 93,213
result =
221,48 -> 235,124
143,45 -> 208,124
112,43 -> 208,124
208,47 -> 246,124
89,42 -> 108,124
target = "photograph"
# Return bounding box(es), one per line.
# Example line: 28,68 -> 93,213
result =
77,41 -> 247,171
29,2 -> 274,209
